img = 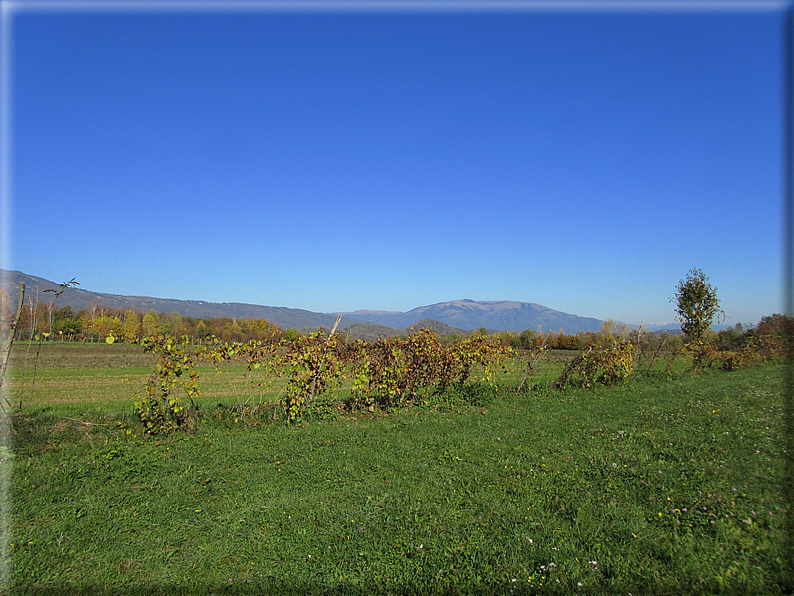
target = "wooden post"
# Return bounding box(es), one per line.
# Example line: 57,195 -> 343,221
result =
307,315 -> 342,404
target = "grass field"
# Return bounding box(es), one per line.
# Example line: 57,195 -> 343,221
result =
3,342 -> 791,595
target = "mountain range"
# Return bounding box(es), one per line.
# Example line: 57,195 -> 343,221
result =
338,299 -> 603,333
1,270 -> 605,334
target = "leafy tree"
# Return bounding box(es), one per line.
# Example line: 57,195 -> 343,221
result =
251,318 -> 277,340
556,332 -> 581,350
748,314 -> 794,361
53,304 -> 75,324
52,316 -> 81,339
599,319 -> 617,346
511,329 -> 536,349
673,268 -> 724,342
715,323 -> 748,352
108,316 -> 123,340
752,313 -> 794,338
169,312 -> 184,336
142,310 -> 159,337
282,328 -> 300,341
95,312 -> 111,340
123,310 -> 141,342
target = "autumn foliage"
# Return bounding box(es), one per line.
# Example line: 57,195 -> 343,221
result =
132,328 -> 513,431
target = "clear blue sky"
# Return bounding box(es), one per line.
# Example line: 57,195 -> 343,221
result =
2,1 -> 787,327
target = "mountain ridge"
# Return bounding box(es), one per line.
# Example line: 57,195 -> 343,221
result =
336,298 -> 603,333
0,270 -> 604,334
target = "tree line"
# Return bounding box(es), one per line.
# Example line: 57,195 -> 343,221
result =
0,289 -> 788,360
0,295 -> 283,344
506,318 -> 784,354
0,266 -> 789,362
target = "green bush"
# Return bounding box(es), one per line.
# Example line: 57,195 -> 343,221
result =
132,335 -> 198,434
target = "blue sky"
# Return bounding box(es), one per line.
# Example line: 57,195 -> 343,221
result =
2,1 -> 787,327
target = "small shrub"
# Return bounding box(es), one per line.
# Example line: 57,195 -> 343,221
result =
553,341 -> 635,389
132,335 -> 199,434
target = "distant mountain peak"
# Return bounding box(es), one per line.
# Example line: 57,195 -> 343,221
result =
337,298 -> 602,333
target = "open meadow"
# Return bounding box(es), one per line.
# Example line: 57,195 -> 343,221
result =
3,342 -> 791,595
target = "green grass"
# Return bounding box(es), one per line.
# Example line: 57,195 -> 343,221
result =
3,343 -> 790,594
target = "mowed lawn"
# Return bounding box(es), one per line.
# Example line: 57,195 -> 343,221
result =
4,342 -> 791,595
